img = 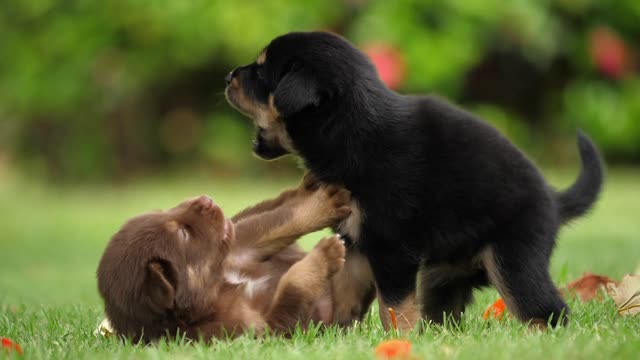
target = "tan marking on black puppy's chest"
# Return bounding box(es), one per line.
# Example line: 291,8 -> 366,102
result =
336,199 -> 364,243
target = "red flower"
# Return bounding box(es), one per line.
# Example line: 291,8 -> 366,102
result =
363,43 -> 407,90
1,337 -> 23,356
589,26 -> 630,79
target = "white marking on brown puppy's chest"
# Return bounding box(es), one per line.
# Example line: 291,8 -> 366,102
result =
337,199 -> 364,243
224,250 -> 271,299
225,271 -> 272,299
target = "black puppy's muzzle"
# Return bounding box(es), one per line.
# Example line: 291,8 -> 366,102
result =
224,68 -> 238,86
224,69 -> 236,86
253,128 -> 288,160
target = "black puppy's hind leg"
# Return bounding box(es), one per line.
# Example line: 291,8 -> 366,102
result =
419,265 -> 487,325
481,224 -> 568,328
368,248 -> 421,333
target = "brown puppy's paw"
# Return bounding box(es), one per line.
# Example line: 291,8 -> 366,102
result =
301,172 -> 322,191
312,236 -> 346,276
319,184 -> 352,221
293,175 -> 351,230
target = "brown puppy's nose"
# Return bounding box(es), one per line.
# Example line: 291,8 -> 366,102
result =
195,195 -> 224,219
196,195 -> 214,209
224,70 -> 235,85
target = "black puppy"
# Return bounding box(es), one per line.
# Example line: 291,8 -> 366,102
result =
224,31 -> 604,330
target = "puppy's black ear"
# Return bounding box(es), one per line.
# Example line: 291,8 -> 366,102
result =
143,259 -> 178,313
273,65 -> 321,118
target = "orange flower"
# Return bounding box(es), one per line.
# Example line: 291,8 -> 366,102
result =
483,298 -> 507,320
375,339 -> 412,359
1,337 -> 23,356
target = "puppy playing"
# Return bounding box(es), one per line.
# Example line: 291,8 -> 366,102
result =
225,31 -> 605,331
97,176 -> 368,342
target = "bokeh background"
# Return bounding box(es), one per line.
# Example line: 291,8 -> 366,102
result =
1,0 -> 639,308
2,0 -> 640,182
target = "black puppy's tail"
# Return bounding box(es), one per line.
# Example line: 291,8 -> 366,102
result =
556,131 -> 605,224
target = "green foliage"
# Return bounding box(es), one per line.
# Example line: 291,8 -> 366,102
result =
0,0 -> 340,114
350,0 -> 561,93
1,0 -> 639,180
563,79 -> 640,158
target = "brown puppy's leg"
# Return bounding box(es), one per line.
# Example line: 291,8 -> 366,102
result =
230,172 -> 320,223
266,236 -> 345,333
233,177 -> 351,257
231,189 -> 298,223
330,249 -> 376,326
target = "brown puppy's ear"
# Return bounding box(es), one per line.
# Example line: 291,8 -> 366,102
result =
143,259 -> 178,313
273,65 -> 321,118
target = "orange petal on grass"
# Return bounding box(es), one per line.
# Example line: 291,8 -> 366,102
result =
483,298 -> 507,320
1,337 -> 23,356
388,307 -> 398,331
375,339 -> 412,359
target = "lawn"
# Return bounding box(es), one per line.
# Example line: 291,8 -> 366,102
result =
1,168 -> 639,359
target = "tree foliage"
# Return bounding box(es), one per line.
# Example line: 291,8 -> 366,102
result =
1,0 -> 639,179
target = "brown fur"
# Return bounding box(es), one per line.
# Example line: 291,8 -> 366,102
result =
97,174 -> 356,342
330,249 -> 375,326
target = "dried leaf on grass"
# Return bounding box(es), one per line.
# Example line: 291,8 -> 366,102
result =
606,274 -> 640,316
561,272 -> 618,301
483,270 -> 640,320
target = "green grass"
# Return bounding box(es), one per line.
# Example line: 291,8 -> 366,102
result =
1,169 -> 639,359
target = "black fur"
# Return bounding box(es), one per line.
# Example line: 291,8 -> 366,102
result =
226,31 -> 605,327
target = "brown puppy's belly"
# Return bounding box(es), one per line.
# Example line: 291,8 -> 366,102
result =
311,287 -> 334,324
332,200 -> 377,325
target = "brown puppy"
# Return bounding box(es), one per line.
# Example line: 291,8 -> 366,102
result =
97,176 -> 359,342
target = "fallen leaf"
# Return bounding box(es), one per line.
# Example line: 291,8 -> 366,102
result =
483,298 -> 507,320
375,339 -> 412,359
388,308 -> 398,331
607,274 -> 640,316
1,337 -> 23,356
562,272 -> 618,301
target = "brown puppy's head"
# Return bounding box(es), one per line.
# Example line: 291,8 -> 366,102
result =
97,195 -> 234,341
224,31 -> 380,160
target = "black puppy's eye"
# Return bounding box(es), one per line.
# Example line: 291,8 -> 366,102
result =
255,67 -> 266,81
251,64 -> 267,81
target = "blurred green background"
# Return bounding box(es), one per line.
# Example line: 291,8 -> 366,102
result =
1,0 -> 640,182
